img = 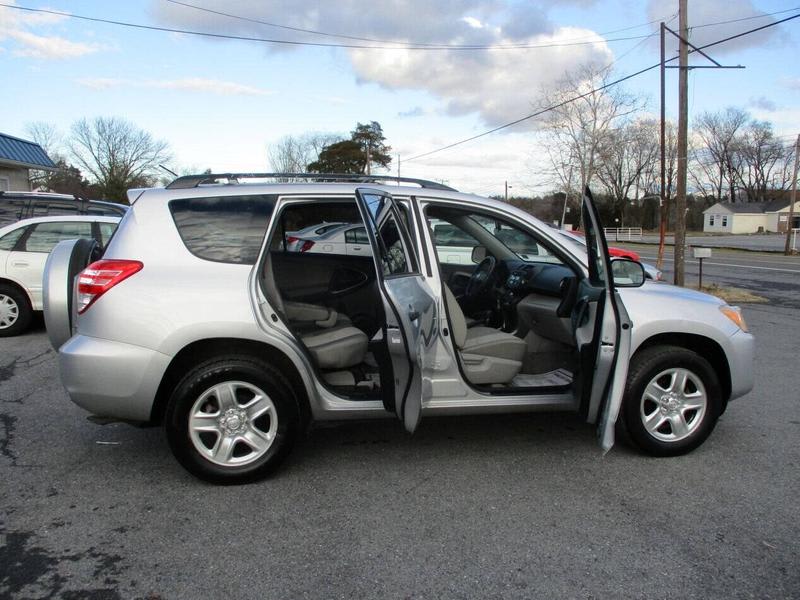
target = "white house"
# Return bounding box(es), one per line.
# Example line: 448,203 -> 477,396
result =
703,199 -> 800,234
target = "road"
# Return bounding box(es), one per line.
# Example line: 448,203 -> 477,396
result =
621,233 -> 797,253
620,244 -> 800,309
2,285 -> 799,598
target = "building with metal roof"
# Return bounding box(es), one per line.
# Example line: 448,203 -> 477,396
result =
0,132 -> 57,192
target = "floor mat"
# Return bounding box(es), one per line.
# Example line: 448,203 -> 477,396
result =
512,368 -> 573,388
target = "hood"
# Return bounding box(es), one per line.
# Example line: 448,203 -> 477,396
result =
624,281 -> 726,306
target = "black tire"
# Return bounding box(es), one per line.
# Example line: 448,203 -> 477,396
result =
0,283 -> 33,337
165,356 -> 301,484
622,345 -> 722,457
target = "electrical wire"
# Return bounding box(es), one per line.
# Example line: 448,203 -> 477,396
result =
163,0 -> 680,49
2,3 -> 797,51
405,12 -> 800,162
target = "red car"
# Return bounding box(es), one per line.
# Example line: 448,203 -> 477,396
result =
560,230 -> 640,261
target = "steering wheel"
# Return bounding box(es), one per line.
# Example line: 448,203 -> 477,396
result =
465,256 -> 497,300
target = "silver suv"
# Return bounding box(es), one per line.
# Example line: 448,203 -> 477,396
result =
43,174 -> 755,484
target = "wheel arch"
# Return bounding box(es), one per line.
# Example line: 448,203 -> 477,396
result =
0,277 -> 34,309
149,337 -> 311,427
632,333 -> 732,407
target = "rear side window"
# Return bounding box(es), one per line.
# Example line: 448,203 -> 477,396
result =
23,221 -> 93,253
170,195 -> 275,264
31,200 -> 82,217
0,226 -> 27,251
0,199 -> 27,227
98,222 -> 118,246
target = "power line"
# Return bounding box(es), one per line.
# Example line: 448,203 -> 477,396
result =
0,3 -> 653,50
164,0 -> 675,47
405,12 -> 800,162
2,3 -> 796,51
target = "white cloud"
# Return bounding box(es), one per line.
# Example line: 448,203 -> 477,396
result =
646,0 -> 785,56
8,30 -> 100,59
0,0 -> 101,59
349,26 -> 612,127
150,1 -> 614,127
76,77 -> 273,96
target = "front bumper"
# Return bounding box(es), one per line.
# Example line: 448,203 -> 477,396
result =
728,329 -> 755,401
59,335 -> 171,422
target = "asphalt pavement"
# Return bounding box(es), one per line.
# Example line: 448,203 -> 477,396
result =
2,282 -> 799,598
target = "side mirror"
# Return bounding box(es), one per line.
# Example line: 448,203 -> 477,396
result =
611,258 -> 646,288
471,245 -> 487,263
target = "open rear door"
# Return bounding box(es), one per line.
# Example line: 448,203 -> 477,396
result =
573,188 -> 632,452
354,188 -> 438,432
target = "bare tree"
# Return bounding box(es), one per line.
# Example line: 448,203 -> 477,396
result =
734,120 -> 790,202
67,117 -> 170,203
691,107 -> 749,202
24,121 -> 64,191
596,119 -> 660,225
267,132 -> 342,174
537,64 -> 645,196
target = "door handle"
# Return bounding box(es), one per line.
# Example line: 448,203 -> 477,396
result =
11,261 -> 30,267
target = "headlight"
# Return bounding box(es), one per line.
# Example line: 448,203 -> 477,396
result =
719,305 -> 748,332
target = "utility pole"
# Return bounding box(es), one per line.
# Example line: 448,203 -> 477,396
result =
784,134 -> 800,255
657,21 -> 667,270
397,153 -> 401,184
674,0 -> 689,286
505,180 -> 509,202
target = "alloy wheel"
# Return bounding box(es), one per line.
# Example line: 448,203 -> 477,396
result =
639,367 -> 707,443
188,380 -> 278,467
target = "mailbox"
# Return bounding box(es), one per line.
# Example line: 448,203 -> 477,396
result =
693,247 -> 712,259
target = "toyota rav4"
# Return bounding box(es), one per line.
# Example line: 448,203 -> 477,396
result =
43,174 -> 755,484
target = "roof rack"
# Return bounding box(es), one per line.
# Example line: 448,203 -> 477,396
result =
165,172 -> 457,192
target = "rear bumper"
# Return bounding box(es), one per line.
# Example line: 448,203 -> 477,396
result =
728,329 -> 755,401
59,335 -> 170,422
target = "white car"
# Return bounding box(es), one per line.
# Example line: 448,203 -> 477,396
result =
0,215 -> 121,336
290,222 -> 373,257
285,221 -> 350,251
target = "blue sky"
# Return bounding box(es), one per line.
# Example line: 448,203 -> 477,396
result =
1,0 -> 798,196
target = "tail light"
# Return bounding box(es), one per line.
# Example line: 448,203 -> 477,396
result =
299,240 -> 315,252
286,236 -> 299,245
77,260 -> 143,314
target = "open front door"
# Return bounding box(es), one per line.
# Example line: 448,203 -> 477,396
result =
354,188 -> 437,433
573,188 -> 632,452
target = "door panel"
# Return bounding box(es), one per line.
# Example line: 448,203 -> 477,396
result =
574,188 -> 631,452
354,188 -> 438,432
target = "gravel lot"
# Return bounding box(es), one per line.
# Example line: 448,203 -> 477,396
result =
2,294 -> 799,598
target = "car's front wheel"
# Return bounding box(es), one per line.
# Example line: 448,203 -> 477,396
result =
0,283 -> 32,337
622,345 -> 722,456
165,357 -> 300,484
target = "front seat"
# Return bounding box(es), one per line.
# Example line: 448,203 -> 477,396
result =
263,252 -> 368,370
444,286 -> 526,385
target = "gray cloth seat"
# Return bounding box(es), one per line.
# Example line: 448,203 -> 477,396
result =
263,252 -> 368,369
444,286 -> 526,385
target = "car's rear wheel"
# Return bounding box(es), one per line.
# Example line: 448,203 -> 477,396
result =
622,345 -> 722,456
165,357 -> 300,484
0,283 -> 32,337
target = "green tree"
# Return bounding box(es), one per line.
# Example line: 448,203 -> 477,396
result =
307,140 -> 364,173
307,121 -> 391,174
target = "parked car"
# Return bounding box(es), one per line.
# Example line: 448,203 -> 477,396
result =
285,221 -> 350,251
288,222 -> 372,256
0,191 -> 127,228
43,174 -> 754,484
0,215 -> 121,336
556,228 -> 662,280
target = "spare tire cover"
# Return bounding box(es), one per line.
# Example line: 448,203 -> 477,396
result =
43,238 -> 98,350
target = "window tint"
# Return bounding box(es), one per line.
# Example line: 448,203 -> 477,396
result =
88,203 -> 126,217
170,195 -> 275,264
98,222 -> 117,246
0,199 -> 27,227
23,221 -> 93,253
360,192 -> 415,276
345,227 -> 368,244
31,200 -> 81,217
0,226 -> 26,251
